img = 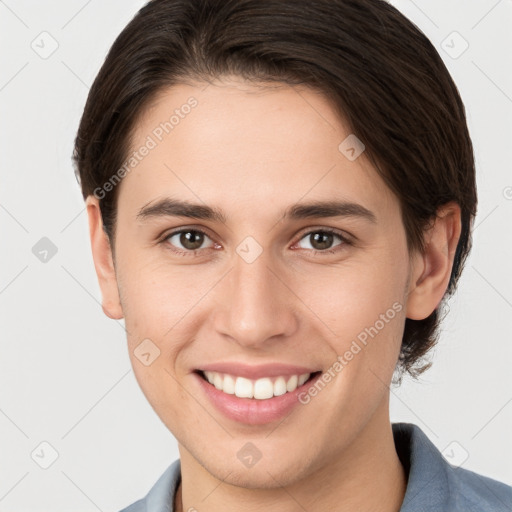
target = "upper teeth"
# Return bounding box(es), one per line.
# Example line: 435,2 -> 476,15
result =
203,371 -> 311,400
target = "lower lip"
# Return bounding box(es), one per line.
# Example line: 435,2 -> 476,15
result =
194,371 -> 322,425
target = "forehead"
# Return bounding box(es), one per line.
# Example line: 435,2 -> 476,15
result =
121,78 -> 397,223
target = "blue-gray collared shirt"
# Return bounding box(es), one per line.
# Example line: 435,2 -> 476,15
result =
119,422 -> 512,511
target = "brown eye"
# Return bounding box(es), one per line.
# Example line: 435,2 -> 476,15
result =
165,229 -> 214,252
296,230 -> 346,252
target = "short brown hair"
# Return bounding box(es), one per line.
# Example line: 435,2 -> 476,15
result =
72,0 -> 477,380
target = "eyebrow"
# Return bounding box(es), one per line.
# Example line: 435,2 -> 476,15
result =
136,198 -> 377,224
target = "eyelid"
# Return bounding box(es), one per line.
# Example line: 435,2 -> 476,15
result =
295,226 -> 352,241
160,225 -> 213,240
160,225 -> 353,256
292,226 -> 353,251
160,226 -> 217,253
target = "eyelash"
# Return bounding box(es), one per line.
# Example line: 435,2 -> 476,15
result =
160,227 -> 352,257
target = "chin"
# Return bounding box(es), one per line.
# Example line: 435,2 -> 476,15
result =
203,449 -> 312,490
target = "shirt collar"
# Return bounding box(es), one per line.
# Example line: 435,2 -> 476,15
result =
392,422 -> 451,511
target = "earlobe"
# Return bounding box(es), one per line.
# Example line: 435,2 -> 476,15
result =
405,202 -> 462,321
85,195 -> 124,320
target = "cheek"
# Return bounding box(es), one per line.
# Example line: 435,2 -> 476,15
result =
118,254 -> 210,340
119,260 -> 197,409
290,252 -> 408,404
294,258 -> 405,345
129,356 -> 193,438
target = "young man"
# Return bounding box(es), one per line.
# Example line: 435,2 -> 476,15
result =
73,0 -> 512,510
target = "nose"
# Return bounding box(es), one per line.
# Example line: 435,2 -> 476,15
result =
213,249 -> 299,348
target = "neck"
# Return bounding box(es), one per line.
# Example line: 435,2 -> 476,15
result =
175,402 -> 406,512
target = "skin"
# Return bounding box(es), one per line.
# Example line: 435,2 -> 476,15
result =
86,77 -> 461,512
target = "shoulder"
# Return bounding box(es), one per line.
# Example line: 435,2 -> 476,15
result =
446,463 -> 512,511
393,422 -> 512,512
118,497 -> 145,512
118,458 -> 181,512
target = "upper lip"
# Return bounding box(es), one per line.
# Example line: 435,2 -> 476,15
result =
197,362 -> 320,380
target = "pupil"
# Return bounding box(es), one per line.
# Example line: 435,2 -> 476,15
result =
181,231 -> 203,250
311,232 -> 332,250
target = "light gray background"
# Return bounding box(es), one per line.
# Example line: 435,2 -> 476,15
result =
1,0 -> 511,510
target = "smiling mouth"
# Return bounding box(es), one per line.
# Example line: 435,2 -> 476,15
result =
195,370 -> 322,400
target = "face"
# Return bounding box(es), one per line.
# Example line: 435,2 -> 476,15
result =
89,77 -> 435,488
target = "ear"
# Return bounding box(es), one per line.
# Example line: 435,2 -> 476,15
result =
85,195 -> 123,320
405,201 -> 462,320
